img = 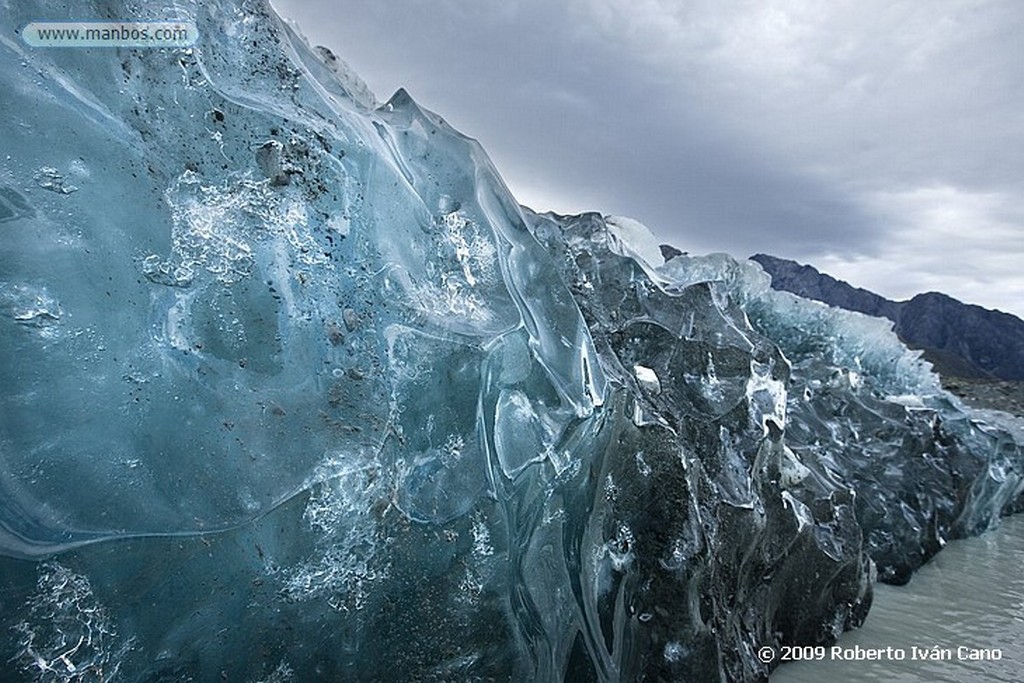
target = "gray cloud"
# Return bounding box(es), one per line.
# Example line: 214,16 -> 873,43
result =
273,0 -> 1024,317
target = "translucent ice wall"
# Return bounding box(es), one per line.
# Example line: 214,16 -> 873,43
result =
1,1 -> 1023,681
0,0 -> 598,560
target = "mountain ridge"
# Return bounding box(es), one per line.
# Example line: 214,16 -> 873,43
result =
749,253 -> 1024,381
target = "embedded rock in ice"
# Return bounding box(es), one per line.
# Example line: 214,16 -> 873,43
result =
1,0 -> 1023,681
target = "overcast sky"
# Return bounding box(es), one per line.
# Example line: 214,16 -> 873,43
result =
272,0 -> 1024,318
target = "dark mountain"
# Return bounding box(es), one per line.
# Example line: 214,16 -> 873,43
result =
750,254 -> 1024,381
749,254 -> 901,321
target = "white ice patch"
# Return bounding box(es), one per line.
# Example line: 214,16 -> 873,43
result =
251,660 -> 295,683
779,446 -> 811,488
147,170 -> 325,288
1,282 -> 63,339
604,523 -> 635,572
633,364 -> 662,394
605,215 -> 664,268
885,394 -> 927,409
471,512 -> 494,558
746,370 -> 787,434
664,641 -> 688,663
33,166 -> 78,194
12,563 -> 133,682
407,211 -> 499,324
279,455 -> 390,612
635,450 -> 652,477
439,433 -> 465,468
327,213 -> 350,237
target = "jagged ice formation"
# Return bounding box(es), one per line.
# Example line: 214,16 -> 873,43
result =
2,1 -> 1024,681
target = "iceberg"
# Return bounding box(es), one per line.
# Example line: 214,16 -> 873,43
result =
1,0 -> 1022,680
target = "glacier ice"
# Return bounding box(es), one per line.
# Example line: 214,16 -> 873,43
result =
1,0 -> 1024,681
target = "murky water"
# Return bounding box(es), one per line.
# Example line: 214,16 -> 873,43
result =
771,514 -> 1024,682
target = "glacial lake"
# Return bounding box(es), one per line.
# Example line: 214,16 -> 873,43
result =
771,514 -> 1024,682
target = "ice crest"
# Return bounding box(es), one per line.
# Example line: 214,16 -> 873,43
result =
605,214 -> 663,268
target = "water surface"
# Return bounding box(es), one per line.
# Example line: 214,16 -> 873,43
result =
772,514 -> 1024,681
